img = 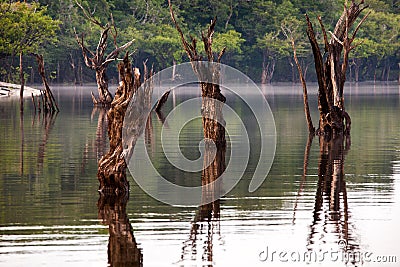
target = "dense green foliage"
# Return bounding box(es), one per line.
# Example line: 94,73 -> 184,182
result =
0,0 -> 399,84
0,1 -> 60,81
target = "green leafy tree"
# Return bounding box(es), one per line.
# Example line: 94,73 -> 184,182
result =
213,29 -> 245,64
0,1 -> 59,97
1,0 -> 397,84
355,8 -> 400,81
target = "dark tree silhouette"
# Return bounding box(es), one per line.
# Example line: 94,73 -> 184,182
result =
290,0 -> 370,138
74,1 -> 134,106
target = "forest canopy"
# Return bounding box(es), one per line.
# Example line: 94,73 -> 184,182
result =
0,0 -> 398,84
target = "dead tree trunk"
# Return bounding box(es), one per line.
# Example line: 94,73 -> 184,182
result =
33,54 -> 59,113
169,0 -> 226,146
287,35 -> 315,134
69,53 -> 78,84
352,58 -> 361,82
97,53 -> 153,194
75,2 -> 134,106
292,0 -> 369,138
261,53 -> 276,84
19,51 -> 25,100
97,54 -> 139,193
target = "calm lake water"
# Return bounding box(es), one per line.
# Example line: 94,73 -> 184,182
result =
0,83 -> 399,267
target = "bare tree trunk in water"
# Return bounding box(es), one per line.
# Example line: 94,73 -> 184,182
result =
290,1 -> 369,138
98,54 -> 153,193
261,53 -> 276,84
170,4 -> 226,262
169,0 -> 226,146
172,59 -> 177,81
288,57 -> 296,84
19,51 -> 25,100
386,62 -> 391,83
30,67 -> 35,84
57,61 -> 60,84
69,53 -> 78,85
33,54 -> 59,113
398,63 -> 400,84
74,3 -> 134,106
97,55 -> 139,193
79,60 -> 83,86
98,194 -> 143,266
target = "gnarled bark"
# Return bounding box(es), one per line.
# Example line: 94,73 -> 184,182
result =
292,0 -> 369,137
75,2 -> 134,106
97,54 -> 139,193
97,53 -> 153,194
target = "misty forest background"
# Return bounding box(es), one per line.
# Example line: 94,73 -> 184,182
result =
0,0 -> 399,85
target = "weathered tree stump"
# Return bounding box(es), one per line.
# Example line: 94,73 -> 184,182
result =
97,54 -> 140,194
169,0 -> 227,147
291,0 -> 369,138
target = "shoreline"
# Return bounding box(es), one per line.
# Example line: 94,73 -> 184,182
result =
0,81 -> 42,98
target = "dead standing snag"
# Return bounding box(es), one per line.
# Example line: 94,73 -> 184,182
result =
97,53 -> 153,194
32,54 -> 59,114
292,0 -> 369,137
74,1 -> 134,106
169,0 -> 227,146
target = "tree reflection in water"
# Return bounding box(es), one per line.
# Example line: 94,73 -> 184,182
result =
180,142 -> 225,266
91,107 -> 108,162
307,134 -> 360,264
180,94 -> 226,266
98,193 -> 143,267
34,112 -> 58,171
